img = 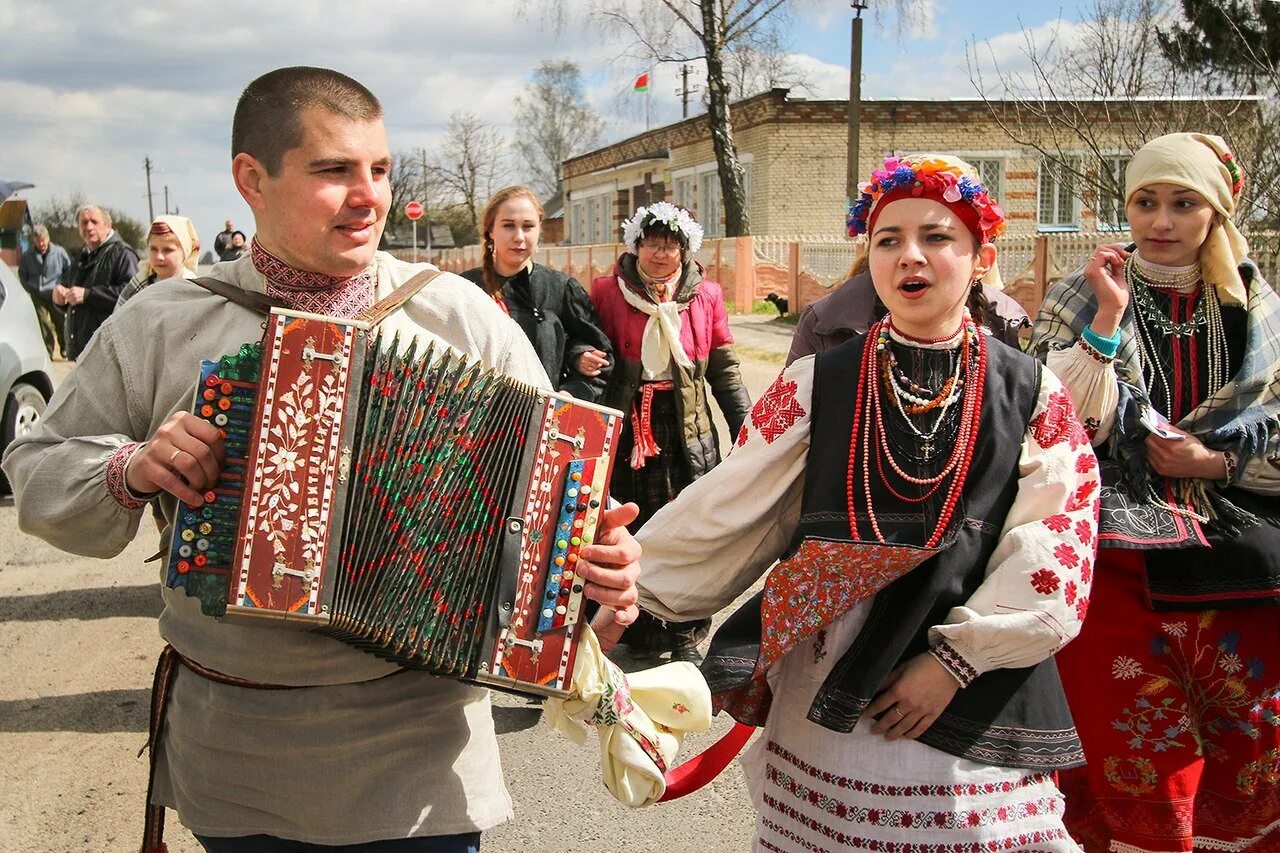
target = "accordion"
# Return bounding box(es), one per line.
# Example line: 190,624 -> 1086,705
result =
165,302 -> 623,699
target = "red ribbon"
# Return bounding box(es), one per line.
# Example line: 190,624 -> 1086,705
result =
658,722 -> 756,802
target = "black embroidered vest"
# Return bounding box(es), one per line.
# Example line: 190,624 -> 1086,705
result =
702,334 -> 1085,771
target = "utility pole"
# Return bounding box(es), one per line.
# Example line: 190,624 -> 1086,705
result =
143,156 -> 155,223
681,64 -> 690,119
848,2 -> 868,204
420,148 -> 433,258
163,185 -> 170,216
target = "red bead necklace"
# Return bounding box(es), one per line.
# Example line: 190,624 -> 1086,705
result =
845,314 -> 987,548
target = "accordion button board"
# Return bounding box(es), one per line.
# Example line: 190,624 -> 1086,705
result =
165,309 -> 623,699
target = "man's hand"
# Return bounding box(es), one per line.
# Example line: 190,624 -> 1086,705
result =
578,501 -> 642,629
125,412 -> 226,505
67,286 -> 87,306
1145,426 -> 1228,480
52,283 -> 71,307
866,652 -> 962,741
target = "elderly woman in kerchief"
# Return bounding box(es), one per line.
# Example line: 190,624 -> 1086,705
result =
1031,133 -> 1280,851
117,215 -> 201,308
590,202 -> 751,663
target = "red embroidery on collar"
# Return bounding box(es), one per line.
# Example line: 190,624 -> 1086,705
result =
250,239 -> 375,319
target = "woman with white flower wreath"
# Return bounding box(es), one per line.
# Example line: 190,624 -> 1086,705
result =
590,202 -> 752,664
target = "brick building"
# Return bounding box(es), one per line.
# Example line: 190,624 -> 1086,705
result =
562,88 -> 1260,244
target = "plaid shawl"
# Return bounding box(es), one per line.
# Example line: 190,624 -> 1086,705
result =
1030,258 -> 1280,533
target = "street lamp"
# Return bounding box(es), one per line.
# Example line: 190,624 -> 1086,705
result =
848,1 -> 869,205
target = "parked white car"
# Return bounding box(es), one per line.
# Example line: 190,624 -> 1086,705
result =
0,258 -> 54,494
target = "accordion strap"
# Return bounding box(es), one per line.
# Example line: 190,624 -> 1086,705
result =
356,267 -> 446,326
190,276 -> 288,315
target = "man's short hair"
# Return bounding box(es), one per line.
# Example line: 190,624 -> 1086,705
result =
75,205 -> 112,226
32,224 -> 49,240
232,67 -> 383,176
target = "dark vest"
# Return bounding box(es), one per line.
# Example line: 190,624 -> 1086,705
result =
703,333 -> 1085,771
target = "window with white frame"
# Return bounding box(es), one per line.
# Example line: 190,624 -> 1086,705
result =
597,196 -> 613,243
1097,155 -> 1130,230
570,202 -> 585,245
674,175 -> 696,211
967,158 -> 1004,198
700,171 -> 723,238
1039,156 -> 1082,229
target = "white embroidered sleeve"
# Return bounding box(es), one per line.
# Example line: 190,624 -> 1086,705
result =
929,368 -> 1100,678
1,322 -> 154,557
635,356 -> 814,621
1047,340 -> 1119,445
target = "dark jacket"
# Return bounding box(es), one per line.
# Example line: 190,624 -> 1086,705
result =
786,271 -> 1031,366
592,255 -> 752,478
460,263 -> 613,401
66,231 -> 139,360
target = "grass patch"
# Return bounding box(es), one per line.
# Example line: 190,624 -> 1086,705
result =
732,344 -> 788,366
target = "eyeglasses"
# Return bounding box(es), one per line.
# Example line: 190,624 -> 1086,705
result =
639,241 -> 681,255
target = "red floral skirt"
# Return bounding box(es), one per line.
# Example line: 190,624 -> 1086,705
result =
1057,548 -> 1280,851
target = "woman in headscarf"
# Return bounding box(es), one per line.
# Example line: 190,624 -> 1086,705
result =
116,215 -> 200,308
1030,133 -> 1280,851
594,155 -> 1098,850
462,185 -> 613,400
591,202 -> 752,663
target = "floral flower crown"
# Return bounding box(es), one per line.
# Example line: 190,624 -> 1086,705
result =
622,201 -> 704,255
846,156 -> 1006,243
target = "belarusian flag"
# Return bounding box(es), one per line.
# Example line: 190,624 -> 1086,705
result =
633,72 -> 650,92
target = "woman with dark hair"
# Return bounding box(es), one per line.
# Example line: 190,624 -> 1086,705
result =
591,202 -> 752,663
1031,133 -> 1280,851
462,185 -> 612,400
593,155 -> 1097,849
787,157 -> 1031,366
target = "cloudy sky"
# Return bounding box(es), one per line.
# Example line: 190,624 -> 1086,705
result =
1,0 -> 1091,250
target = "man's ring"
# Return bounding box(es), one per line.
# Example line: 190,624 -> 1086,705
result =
169,448 -> 183,466
892,707 -> 906,718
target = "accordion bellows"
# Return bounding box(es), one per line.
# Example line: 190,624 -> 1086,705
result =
166,308 -> 623,698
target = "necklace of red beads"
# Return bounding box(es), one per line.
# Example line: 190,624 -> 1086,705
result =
845,312 -> 987,548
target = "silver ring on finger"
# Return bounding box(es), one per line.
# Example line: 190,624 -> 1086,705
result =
169,448 -> 183,467
892,706 -> 906,718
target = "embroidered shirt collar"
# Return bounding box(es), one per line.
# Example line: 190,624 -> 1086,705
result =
250,238 -> 377,319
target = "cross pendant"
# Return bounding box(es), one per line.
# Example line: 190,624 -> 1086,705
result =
921,440 -> 935,459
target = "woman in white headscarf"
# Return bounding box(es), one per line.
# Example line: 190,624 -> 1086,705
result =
590,202 -> 752,663
117,215 -> 200,308
1031,133 -> 1280,851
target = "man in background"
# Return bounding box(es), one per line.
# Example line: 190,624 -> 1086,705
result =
17,224 -> 72,358
55,204 -> 138,360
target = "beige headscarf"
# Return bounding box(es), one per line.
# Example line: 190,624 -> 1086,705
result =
138,214 -> 200,280
1125,132 -> 1249,308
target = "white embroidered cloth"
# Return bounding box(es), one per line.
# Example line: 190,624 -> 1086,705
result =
544,625 -> 712,807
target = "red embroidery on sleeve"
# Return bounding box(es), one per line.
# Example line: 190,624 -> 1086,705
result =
747,376 -> 806,445
1031,568 -> 1062,595
1029,387 -> 1090,451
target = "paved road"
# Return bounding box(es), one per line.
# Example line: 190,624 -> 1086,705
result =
0,315 -> 797,852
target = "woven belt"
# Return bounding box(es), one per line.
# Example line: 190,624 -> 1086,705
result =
629,380 -> 676,470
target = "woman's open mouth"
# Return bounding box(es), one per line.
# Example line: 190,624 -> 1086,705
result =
899,277 -> 930,298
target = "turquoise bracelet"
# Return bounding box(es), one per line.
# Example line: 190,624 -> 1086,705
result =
1081,324 -> 1122,358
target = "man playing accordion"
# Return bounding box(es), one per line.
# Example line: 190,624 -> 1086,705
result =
3,67 -> 643,853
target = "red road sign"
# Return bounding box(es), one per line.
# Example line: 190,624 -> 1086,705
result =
405,200 -> 424,220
